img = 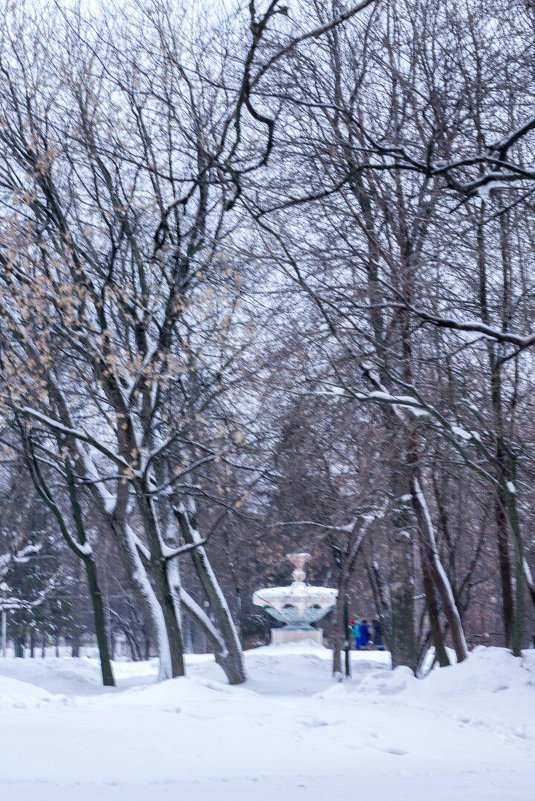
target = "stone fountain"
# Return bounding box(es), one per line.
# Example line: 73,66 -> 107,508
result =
253,552 -> 338,645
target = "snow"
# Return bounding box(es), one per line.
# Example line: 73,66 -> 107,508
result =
476,179 -> 512,200
327,385 -> 347,396
0,673 -> 66,709
0,645 -> 534,800
452,425 -> 473,441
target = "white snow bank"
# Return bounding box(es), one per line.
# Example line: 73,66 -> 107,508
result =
355,664 -> 417,695
409,646 -> 535,732
332,646 -> 535,703
0,656 -> 115,696
0,674 -> 67,709
104,674 -> 256,710
328,646 -> 535,745
0,646 -> 534,801
415,646 -> 534,696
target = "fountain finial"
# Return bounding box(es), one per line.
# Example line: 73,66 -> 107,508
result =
286,551 -> 311,584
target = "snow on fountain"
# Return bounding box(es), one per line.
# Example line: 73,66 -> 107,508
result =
252,552 -> 338,645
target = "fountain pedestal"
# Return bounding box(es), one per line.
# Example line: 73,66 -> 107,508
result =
253,552 -> 337,647
271,627 -> 324,645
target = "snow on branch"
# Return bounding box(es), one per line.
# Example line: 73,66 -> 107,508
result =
401,308 -> 535,351
322,364 -> 500,486
20,407 -> 129,471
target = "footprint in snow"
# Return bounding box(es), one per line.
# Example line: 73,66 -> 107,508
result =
300,718 -> 330,728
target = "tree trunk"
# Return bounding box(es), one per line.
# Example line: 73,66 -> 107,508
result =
411,475 -> 468,663
71,629 -> 81,658
149,559 -> 186,678
175,503 -> 245,684
419,539 -> 450,667
135,489 -> 186,679
524,559 -> 535,611
503,479 -> 525,656
83,556 -> 115,686
71,557 -> 82,658
387,471 -> 417,670
475,210 -> 515,650
331,586 -> 345,678
14,636 -> 25,658
122,628 -> 142,661
494,491 -> 514,648
111,518 -> 174,680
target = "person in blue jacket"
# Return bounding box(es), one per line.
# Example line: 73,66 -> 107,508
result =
359,619 -> 370,649
349,618 -> 361,650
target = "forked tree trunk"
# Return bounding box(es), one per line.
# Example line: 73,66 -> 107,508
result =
419,539 -> 450,667
411,475 -> 468,663
149,561 -> 186,678
113,521 -> 175,681
175,503 -> 245,685
136,491 -> 186,679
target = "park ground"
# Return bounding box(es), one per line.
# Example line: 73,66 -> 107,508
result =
0,643 -> 534,800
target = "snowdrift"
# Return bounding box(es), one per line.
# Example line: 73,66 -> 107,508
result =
0,673 -> 67,709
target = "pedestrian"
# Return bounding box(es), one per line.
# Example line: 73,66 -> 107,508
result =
349,617 -> 361,650
360,619 -> 370,650
372,618 -> 384,651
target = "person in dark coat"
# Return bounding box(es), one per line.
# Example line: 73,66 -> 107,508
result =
359,619 -> 370,649
372,618 -> 384,650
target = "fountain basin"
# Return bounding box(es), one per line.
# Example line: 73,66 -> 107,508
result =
253,552 -> 338,644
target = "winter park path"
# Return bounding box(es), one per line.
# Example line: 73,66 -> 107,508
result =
0,645 -> 534,801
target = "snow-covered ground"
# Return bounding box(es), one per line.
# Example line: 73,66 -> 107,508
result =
0,644 -> 534,800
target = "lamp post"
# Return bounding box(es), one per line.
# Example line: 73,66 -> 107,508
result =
0,582 -> 8,657
343,593 -> 351,678
1,608 -> 6,658
0,582 -> 25,658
